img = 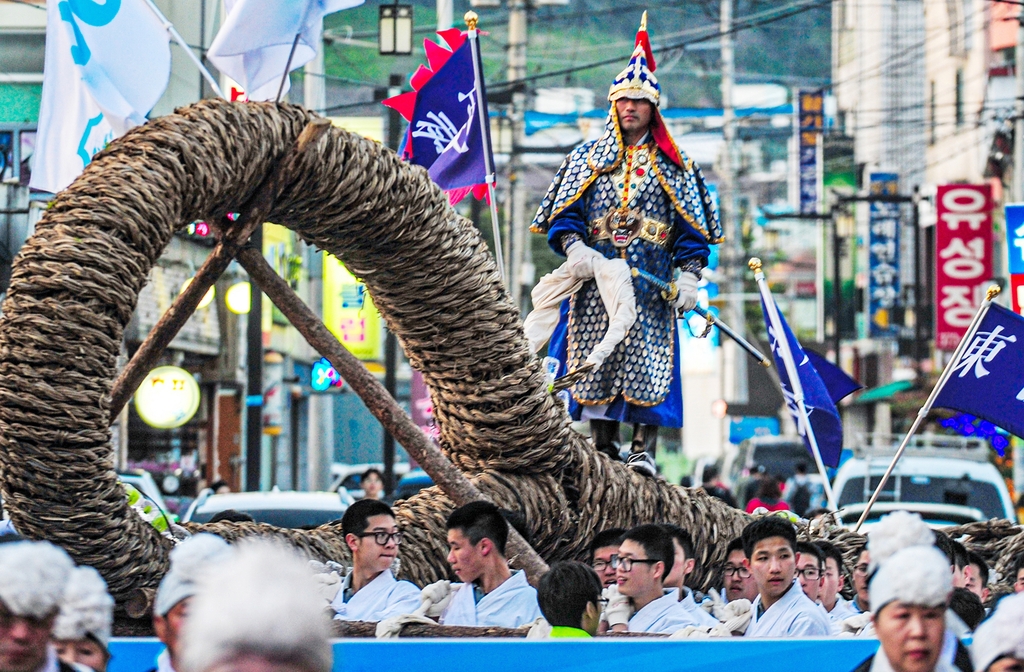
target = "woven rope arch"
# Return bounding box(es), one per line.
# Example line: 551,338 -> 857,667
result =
0,100 -> 1020,607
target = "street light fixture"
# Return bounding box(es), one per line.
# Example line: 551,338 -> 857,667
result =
379,3 -> 414,55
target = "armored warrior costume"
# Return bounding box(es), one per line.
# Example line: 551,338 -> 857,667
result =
530,14 -> 722,469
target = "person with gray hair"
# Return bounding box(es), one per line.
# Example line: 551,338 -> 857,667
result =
150,535 -> 233,672
52,567 -> 113,672
178,541 -> 331,672
0,540 -> 76,672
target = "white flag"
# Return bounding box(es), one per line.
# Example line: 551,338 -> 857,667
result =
31,0 -> 171,193
208,0 -> 364,102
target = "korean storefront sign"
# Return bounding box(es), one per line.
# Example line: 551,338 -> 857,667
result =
798,90 -> 823,215
1005,204 -> 1024,316
935,184 -> 992,350
323,253 -> 383,361
868,173 -> 900,338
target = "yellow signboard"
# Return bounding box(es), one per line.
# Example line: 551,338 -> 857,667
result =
323,253 -> 382,361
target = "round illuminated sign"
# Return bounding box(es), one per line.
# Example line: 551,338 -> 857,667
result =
180,277 -> 215,310
225,281 -> 251,314
135,366 -> 201,429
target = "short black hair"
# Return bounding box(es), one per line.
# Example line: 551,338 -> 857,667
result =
796,541 -> 824,570
794,463 -> 807,475
815,540 -> 846,574
537,561 -> 603,628
966,550 -> 989,587
342,499 -> 395,537
590,528 -> 626,561
361,468 -> 383,482
660,524 -> 695,562
1012,551 -> 1024,578
725,536 -> 745,557
949,588 -> 985,630
932,532 -> 967,570
446,501 -> 509,556
702,464 -> 719,482
741,516 -> 797,558
209,479 -> 229,491
622,524 -> 674,577
207,509 -> 256,524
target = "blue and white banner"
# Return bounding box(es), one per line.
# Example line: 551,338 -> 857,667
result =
868,172 -> 901,338
934,303 -> 1024,439
208,0 -> 364,102
31,0 -> 171,193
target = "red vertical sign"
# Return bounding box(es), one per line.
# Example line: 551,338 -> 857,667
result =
935,185 -> 993,350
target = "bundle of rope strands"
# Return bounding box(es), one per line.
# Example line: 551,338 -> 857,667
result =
0,99 -> 1019,612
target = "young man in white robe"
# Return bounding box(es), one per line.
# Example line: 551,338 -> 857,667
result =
815,541 -> 858,631
438,501 -> 541,628
606,524 -> 706,634
723,537 -> 758,604
661,524 -> 718,628
742,516 -> 831,637
331,499 -> 420,622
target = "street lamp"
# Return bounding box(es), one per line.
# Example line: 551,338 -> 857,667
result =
379,3 -> 413,55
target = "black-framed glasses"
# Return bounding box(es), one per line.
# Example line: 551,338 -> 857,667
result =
611,557 -> 658,572
796,567 -> 821,580
723,564 -> 750,579
593,555 -> 618,572
357,531 -> 403,546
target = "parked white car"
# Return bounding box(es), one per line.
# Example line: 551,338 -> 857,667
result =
182,489 -> 354,528
832,434 -> 1015,523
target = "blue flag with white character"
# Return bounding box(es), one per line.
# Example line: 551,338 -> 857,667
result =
933,303 -> 1024,439
762,299 -> 845,467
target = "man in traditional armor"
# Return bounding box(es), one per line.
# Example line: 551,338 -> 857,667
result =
530,13 -> 722,475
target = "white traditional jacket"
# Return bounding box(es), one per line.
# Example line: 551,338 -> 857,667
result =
745,580 -> 832,637
628,591 -> 707,634
679,588 -> 720,628
824,595 -> 859,634
439,570 -> 541,628
331,569 -> 421,622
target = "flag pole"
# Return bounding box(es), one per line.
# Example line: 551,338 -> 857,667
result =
275,0 -> 317,103
853,284 -> 1002,532
749,257 -> 839,511
142,0 -> 225,99
465,11 -> 506,282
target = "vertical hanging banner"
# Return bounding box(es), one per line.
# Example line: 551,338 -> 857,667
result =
935,184 -> 993,350
1006,204 -> 1024,316
868,173 -> 900,337
797,90 -> 824,214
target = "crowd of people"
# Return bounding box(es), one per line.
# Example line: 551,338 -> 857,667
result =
3,503 -> 1024,672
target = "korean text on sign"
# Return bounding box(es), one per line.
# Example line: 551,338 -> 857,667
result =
868,173 -> 900,338
935,185 -> 993,351
1004,204 -> 1024,317
798,90 -> 823,215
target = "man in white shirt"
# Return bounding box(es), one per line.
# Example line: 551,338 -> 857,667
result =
439,502 -> 541,628
741,516 -> 830,637
815,540 -> 857,629
590,528 -> 625,588
723,537 -> 758,603
795,542 -> 825,604
608,524 -> 706,634
661,524 -> 718,628
331,500 -> 420,622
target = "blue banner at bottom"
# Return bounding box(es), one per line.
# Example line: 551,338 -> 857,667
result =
110,637 -> 879,672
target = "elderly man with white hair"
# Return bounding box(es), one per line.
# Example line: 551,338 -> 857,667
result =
971,592 -> 1024,672
178,541 -> 332,672
52,567 -> 114,672
0,540 -> 76,672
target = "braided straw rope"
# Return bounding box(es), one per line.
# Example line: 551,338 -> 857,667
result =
0,100 -> 1018,606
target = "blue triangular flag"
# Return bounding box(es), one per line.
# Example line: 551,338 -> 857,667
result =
933,303 -> 1024,441
805,349 -> 863,405
762,298 -> 845,468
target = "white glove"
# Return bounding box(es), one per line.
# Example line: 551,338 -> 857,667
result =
672,271 -> 699,313
602,584 -> 632,628
310,570 -> 343,604
414,580 -> 453,618
375,614 -> 437,639
566,241 -> 603,281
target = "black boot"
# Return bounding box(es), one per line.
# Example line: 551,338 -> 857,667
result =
590,419 -> 622,461
625,424 -> 659,477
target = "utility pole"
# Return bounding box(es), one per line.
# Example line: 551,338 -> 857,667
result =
382,73 -> 403,497
507,0 -> 529,309
245,227 -> 264,492
720,0 -> 747,404
1015,15 -> 1024,203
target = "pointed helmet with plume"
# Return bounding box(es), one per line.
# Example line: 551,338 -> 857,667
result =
608,12 -> 660,107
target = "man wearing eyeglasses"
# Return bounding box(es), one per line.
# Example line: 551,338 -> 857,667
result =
794,542 -> 825,605
331,499 -> 420,622
722,537 -> 758,603
742,516 -> 830,637
607,525 -> 705,634
590,528 -> 625,588
814,540 -> 857,630
0,538 -> 76,672
851,547 -> 871,613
